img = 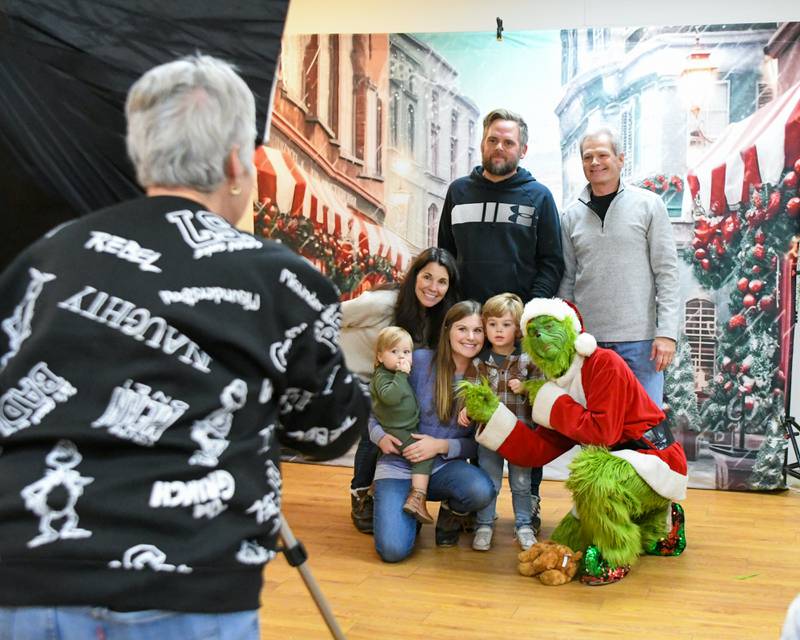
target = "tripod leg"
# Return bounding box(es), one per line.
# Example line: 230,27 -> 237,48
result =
278,515 -> 347,640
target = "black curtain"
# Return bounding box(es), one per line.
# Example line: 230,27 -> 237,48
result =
0,0 -> 288,270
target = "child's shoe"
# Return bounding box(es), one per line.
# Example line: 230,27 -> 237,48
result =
515,525 -> 537,550
402,488 -> 433,524
472,525 -> 493,551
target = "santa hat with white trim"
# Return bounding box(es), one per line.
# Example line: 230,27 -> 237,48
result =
520,298 -> 597,357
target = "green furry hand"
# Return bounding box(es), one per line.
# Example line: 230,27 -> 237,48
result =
521,378 -> 547,406
456,378 -> 499,424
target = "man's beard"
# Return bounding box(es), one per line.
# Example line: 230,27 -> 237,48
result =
482,154 -> 519,178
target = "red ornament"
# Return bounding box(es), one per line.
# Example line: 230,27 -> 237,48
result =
752,265 -> 762,275
754,229 -> 766,245
722,218 -> 738,242
787,197 -> 800,218
753,245 -> 766,260
724,381 -> 734,392
714,239 -> 726,256
694,217 -> 721,245
784,171 -> 798,190
736,277 -> 749,292
748,279 -> 763,293
728,314 -> 746,329
740,361 -> 750,374
766,191 -> 782,217
753,210 -> 766,226
742,294 -> 756,308
701,258 -> 711,271
722,356 -> 732,370
744,396 -> 755,411
795,158 -> 800,174
695,248 -> 708,260
759,295 -> 775,312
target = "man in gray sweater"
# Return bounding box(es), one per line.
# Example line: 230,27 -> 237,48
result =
557,127 -> 680,406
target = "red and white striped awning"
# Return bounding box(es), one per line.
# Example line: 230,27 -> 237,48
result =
686,81 -> 800,214
254,145 -> 412,271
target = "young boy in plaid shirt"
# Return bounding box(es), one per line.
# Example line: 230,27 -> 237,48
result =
458,293 -> 543,551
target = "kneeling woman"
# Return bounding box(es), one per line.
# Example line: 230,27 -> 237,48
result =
371,301 -> 495,562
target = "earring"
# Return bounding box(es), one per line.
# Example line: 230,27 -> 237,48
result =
230,184 -> 242,196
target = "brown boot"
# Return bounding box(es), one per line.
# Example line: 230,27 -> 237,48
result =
403,488 -> 434,524
350,487 -> 373,534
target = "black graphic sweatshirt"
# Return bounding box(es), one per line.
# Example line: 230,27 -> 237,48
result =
0,196 -> 369,613
437,166 -> 564,303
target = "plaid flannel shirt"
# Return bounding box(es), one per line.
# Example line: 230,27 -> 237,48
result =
464,347 -> 543,424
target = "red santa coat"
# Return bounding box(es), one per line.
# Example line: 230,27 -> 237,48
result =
475,346 -> 688,501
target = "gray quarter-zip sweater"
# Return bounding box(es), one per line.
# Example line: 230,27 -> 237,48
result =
557,181 -> 680,342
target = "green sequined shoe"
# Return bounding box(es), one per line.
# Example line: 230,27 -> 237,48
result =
580,545 -> 630,586
645,502 -> 686,557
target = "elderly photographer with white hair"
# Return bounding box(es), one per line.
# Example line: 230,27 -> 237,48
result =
0,54 -> 368,639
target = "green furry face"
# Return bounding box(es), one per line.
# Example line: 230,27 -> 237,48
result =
521,315 -> 577,379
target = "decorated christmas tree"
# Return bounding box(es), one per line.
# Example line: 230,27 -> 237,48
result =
749,397 -> 788,490
663,334 -> 700,431
684,157 -> 799,489
663,334 -> 701,461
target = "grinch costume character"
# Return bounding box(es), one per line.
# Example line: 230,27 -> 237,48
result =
460,298 -> 687,585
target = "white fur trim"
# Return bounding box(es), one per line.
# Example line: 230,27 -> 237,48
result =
531,382 -> 567,428
611,450 -> 688,501
574,332 -> 597,357
520,298 -> 581,335
475,403 -> 518,452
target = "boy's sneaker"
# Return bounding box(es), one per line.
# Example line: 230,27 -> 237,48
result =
515,525 -> 537,550
472,525 -> 494,551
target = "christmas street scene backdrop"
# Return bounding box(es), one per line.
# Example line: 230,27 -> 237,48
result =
257,23 -> 800,491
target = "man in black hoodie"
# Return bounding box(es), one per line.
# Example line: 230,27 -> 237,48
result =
437,109 -> 563,534
438,109 -> 564,304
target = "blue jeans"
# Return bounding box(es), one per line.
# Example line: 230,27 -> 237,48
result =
476,445 -> 533,529
0,607 -> 259,640
373,460 -> 495,562
599,340 -> 664,407
350,430 -> 379,490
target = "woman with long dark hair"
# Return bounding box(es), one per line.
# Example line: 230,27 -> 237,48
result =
341,247 -> 460,533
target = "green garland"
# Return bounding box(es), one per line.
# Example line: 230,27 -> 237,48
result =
637,174 -> 684,199
252,202 -> 401,297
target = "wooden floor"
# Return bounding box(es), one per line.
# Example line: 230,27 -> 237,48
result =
259,463 -> 800,639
